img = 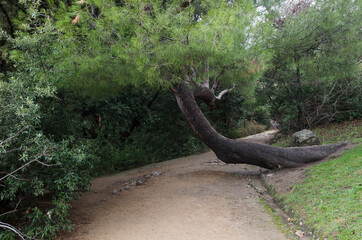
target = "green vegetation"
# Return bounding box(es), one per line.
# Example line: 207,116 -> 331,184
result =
256,0 -> 361,132
274,121 -> 362,239
313,120 -> 362,144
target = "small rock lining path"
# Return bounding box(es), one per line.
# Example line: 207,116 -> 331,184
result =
62,130 -> 293,240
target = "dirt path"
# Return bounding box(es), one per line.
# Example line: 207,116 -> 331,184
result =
63,130 -> 290,240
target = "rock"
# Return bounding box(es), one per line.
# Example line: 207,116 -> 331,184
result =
290,129 -> 321,147
136,179 -> 144,186
270,120 -> 280,129
112,189 -> 118,195
151,171 -> 164,177
151,171 -> 161,177
295,230 -> 305,238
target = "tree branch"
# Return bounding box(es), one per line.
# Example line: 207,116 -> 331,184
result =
202,62 -> 210,88
211,69 -> 225,93
0,2 -> 15,38
0,147 -> 56,182
215,84 -> 235,100
0,126 -> 29,147
0,222 -> 27,240
0,198 -> 22,218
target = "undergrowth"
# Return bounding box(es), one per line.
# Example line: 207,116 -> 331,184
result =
230,120 -> 267,138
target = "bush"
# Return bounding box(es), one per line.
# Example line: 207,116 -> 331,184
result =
0,53 -> 91,240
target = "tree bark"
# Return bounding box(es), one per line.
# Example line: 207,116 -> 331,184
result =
174,81 -> 347,169
124,91 -> 160,138
296,65 -> 304,130
0,2 -> 15,38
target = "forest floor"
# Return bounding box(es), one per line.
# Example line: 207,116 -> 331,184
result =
61,130 -> 344,240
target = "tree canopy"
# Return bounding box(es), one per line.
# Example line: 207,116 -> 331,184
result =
10,0 -> 272,96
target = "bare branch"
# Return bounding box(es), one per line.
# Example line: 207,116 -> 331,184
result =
0,198 -> 22,218
215,84 -> 235,100
211,69 -> 225,93
0,126 -> 29,147
0,222 -> 27,240
190,65 -> 198,81
0,147 -> 21,154
202,62 -> 210,88
0,172 -> 29,181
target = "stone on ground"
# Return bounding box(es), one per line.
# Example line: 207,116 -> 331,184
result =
290,129 -> 321,147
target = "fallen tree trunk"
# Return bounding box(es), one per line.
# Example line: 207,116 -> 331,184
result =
174,81 -> 347,169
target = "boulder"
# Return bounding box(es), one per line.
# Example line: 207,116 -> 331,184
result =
290,129 -> 321,147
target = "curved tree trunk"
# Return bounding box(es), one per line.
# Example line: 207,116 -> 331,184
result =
174,82 -> 347,169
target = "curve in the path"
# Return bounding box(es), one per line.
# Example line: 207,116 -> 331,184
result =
64,130 -> 289,240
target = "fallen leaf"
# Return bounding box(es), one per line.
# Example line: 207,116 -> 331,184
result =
71,14 -> 80,24
295,230 -> 305,238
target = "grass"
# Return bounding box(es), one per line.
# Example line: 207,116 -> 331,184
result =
273,120 -> 362,239
259,198 -> 297,239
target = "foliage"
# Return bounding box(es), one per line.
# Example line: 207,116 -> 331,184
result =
40,89 -> 250,175
120,91 -> 205,165
44,0 -> 272,95
256,0 -> 362,132
0,78 -> 92,239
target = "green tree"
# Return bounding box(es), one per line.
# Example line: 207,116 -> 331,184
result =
259,0 -> 361,131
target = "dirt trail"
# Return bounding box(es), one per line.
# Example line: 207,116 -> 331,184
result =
64,130 -> 289,240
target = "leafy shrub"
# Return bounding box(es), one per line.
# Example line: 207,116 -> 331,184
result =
0,78 -> 92,239
0,15 -> 92,238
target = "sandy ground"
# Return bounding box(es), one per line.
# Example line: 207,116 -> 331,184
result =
62,130 -> 290,240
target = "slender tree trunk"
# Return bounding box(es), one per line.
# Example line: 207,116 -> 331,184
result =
0,2 -> 15,38
124,91 -> 160,138
296,65 -> 304,129
173,81 -> 347,169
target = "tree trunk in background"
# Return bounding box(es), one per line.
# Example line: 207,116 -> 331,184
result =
296,65 -> 304,130
174,82 -> 347,169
